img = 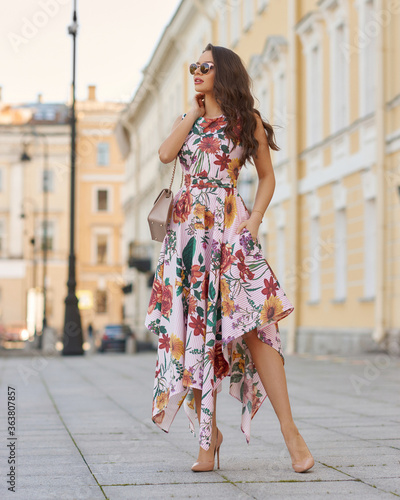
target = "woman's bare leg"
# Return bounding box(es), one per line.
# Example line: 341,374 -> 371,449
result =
192,387 -> 219,462
243,329 -> 314,470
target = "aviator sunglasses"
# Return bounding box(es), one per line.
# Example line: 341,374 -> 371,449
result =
189,62 -> 215,75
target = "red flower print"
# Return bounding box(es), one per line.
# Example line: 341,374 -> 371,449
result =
201,116 -> 226,133
147,279 -> 162,315
190,264 -> 203,285
207,342 -> 229,379
159,333 -> 170,352
161,284 -> 173,318
235,249 -> 255,282
220,243 -> 236,274
173,190 -> 193,224
199,136 -> 220,154
262,276 -> 278,299
201,270 -> 209,300
214,152 -> 230,171
189,315 -> 205,339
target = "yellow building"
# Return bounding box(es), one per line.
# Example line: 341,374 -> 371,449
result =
116,0 -> 400,354
76,85 -> 126,336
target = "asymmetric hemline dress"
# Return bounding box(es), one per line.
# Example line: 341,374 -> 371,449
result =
144,112 -> 294,450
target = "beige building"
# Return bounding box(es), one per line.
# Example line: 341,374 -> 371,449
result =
0,85 -> 127,342
76,85 -> 126,336
116,0 -> 400,355
0,93 -> 71,336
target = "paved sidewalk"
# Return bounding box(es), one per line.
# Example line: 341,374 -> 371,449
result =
0,348 -> 399,499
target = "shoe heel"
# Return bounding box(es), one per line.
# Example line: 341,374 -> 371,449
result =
216,446 -> 220,469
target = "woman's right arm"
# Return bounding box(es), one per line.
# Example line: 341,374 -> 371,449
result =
158,94 -> 206,164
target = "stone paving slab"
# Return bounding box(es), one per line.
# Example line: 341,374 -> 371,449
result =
0,351 -> 399,499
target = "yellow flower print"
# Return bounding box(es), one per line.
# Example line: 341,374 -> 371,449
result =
182,369 -> 193,387
194,203 -> 205,218
204,210 -> 214,229
220,278 -> 235,317
227,158 -> 240,186
156,389 -> 170,410
224,194 -> 237,228
260,295 -> 283,326
170,333 -> 185,360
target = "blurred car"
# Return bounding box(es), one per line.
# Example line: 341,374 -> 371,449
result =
97,324 -> 134,353
0,323 -> 32,349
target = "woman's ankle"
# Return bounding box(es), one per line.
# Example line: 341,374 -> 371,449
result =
280,420 -> 298,438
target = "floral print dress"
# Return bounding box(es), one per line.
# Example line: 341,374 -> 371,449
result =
144,113 -> 294,451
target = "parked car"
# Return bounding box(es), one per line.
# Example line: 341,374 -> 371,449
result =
98,324 -> 134,353
0,323 -> 32,348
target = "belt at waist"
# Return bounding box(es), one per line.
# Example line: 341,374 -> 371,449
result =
189,176 -> 236,189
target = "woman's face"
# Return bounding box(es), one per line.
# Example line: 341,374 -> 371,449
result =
193,50 -> 215,93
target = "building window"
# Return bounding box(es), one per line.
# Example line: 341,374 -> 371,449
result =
334,207 -> 347,300
230,0 -> 240,46
276,226 -> 286,289
361,0 -> 376,116
218,3 -> 228,46
309,216 -> 321,302
96,290 -> 107,313
332,22 -> 348,132
364,197 -> 376,298
0,220 -> 3,255
243,0 -> 254,31
308,44 -> 323,146
274,72 -> 287,161
257,0 -> 268,12
96,234 -> 108,264
97,189 -> 108,211
42,169 -> 54,192
40,221 -> 54,251
97,142 -> 110,166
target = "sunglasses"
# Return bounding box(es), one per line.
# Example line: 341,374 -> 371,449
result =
189,62 -> 215,75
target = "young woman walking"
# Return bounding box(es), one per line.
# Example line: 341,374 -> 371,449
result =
145,43 -> 314,474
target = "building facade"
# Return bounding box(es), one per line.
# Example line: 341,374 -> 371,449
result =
0,85 -> 127,343
76,85 -> 126,337
0,95 -> 71,336
116,0 -> 400,355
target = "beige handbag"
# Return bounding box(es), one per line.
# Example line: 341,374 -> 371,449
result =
147,157 -> 184,242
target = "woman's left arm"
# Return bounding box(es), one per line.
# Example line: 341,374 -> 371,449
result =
236,113 -> 276,239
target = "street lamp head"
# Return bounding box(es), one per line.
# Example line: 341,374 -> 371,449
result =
20,150 -> 32,162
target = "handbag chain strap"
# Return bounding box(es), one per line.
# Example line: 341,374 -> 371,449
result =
168,156 -> 184,191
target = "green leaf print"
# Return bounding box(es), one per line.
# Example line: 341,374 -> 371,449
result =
206,339 -> 215,347
208,281 -> 216,300
196,306 -> 204,316
221,144 -> 230,154
231,373 -> 243,384
182,237 -> 196,273
199,253 -> 204,264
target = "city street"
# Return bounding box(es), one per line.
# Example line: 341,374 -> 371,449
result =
0,348 -> 399,499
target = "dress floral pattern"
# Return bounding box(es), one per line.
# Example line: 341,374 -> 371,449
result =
144,113 -> 294,450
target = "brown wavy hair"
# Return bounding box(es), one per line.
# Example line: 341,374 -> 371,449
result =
203,43 -> 280,166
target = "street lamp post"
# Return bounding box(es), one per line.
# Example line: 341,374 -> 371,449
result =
21,133 -> 49,349
62,0 -> 83,355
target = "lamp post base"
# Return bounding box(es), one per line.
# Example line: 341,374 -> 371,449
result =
62,255 -> 84,355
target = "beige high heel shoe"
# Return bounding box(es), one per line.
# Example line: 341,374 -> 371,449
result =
191,428 -> 223,472
284,429 -> 314,473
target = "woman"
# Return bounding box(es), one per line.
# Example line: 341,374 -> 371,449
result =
145,43 -> 314,473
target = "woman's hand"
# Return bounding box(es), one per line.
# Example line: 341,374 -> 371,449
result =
188,93 -> 206,120
236,213 -> 262,241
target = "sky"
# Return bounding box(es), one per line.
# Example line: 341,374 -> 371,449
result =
1,0 -> 182,105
